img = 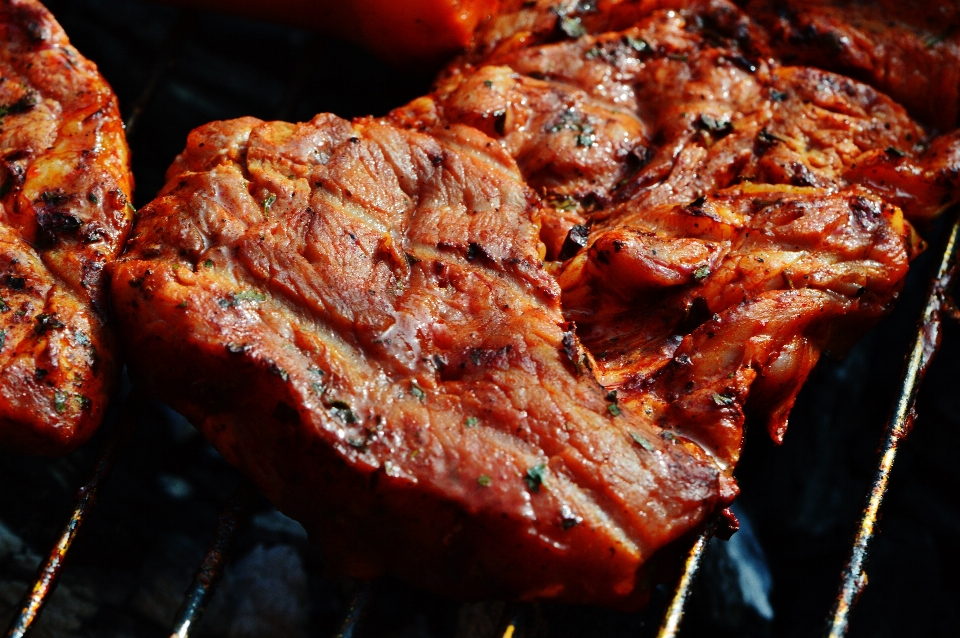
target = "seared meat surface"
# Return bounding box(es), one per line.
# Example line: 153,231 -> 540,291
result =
0,0 -> 132,455
112,115 -> 734,607
113,0 -> 934,606
742,0 -> 960,132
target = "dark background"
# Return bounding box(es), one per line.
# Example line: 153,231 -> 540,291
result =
1,1 -> 957,636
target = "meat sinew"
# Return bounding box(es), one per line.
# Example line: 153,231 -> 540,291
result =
112,0 -> 935,606
0,0 -> 133,455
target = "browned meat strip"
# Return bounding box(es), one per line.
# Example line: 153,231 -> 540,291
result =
110,0 -> 928,607
0,0 -> 133,455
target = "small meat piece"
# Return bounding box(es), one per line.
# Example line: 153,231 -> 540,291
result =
0,0 -> 133,455
558,185 -> 915,454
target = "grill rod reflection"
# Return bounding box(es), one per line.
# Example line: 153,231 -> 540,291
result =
825,211 -> 960,637
3,393 -> 140,638
655,529 -> 711,638
335,582 -> 374,638
168,480 -> 255,638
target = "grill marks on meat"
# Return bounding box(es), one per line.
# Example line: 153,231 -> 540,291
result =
113,115 -> 730,607
0,0 -> 132,455
114,0 -> 929,607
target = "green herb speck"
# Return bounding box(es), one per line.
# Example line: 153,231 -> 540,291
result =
262,192 -> 277,217
203,259 -> 214,268
552,195 -> 579,212
608,403 -> 621,417
712,392 -> 735,406
0,296 -> 8,313
88,193 -> 99,204
410,383 -> 426,401
54,390 -> 67,414
465,416 -> 479,428
624,35 -> 649,53
525,463 -> 547,492
630,432 -> 655,451
559,16 -> 586,38
330,400 -> 358,424
478,474 -> 492,487
694,265 -> 710,281
483,80 -> 493,88
222,290 -> 267,308
924,32 -> 946,48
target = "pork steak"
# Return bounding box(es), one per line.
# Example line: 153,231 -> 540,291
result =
112,1 -> 927,606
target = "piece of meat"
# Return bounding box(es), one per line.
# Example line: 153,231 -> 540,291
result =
112,115 -> 735,608
156,0 -> 503,67
741,0 -> 960,132
0,0 -> 133,456
428,0 -> 960,220
111,0 -> 927,606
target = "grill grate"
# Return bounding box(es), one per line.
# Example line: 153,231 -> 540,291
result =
825,213 -> 960,637
3,2 -> 959,637
3,395 -> 139,638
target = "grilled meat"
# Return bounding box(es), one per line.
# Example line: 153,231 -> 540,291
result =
111,115 -> 736,608
0,0 -> 133,455
433,0 -> 960,221
742,0 -> 960,132
111,0 -> 932,606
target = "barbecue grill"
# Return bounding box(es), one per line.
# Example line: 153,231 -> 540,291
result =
2,1 -> 959,636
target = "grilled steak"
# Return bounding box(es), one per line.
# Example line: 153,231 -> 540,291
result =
0,0 -> 133,455
112,0 -> 934,606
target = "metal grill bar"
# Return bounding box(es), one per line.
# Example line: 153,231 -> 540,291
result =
335,582 -> 373,638
655,529 -> 710,638
497,603 -> 523,638
3,394 -> 140,638
825,212 -> 960,637
168,479 -> 255,638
